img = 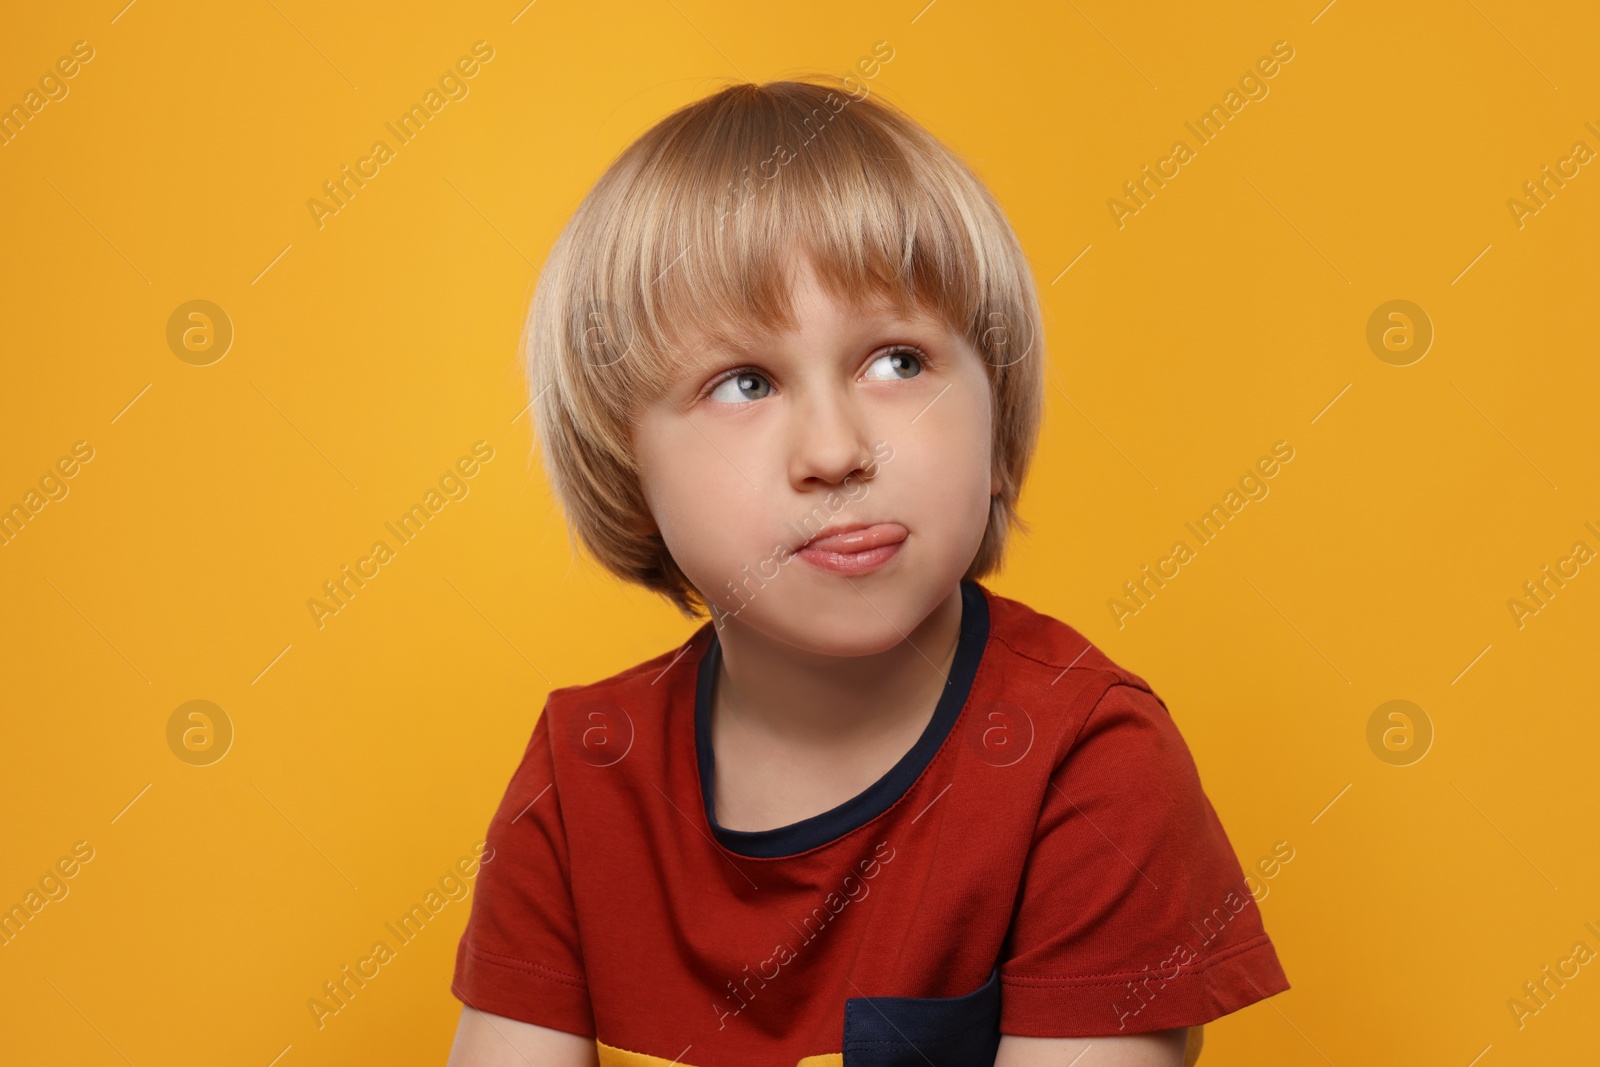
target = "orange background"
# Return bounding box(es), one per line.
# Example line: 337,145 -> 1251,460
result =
2,1 -> 1597,1064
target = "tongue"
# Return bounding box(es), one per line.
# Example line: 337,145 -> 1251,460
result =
804,523 -> 907,554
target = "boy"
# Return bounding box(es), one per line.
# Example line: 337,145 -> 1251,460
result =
447,76 -> 1289,1067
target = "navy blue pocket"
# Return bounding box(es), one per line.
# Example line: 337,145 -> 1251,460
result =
842,966 -> 1001,1067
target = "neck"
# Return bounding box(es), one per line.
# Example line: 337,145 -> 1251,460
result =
712,583 -> 966,747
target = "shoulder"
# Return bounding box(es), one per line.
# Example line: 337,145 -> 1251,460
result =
970,583 -> 1199,800
975,588 -> 1215,838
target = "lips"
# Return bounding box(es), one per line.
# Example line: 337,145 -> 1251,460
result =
802,523 -> 906,553
796,522 -> 907,577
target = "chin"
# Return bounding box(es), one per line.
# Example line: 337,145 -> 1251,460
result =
761,615 -> 909,659
731,580 -> 931,657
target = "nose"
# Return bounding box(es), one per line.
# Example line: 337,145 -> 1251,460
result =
787,383 -> 875,491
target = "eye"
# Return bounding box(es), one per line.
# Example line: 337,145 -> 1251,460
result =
863,346 -> 925,382
707,369 -> 773,404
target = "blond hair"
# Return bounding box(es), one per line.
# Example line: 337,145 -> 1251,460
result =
526,75 -> 1044,617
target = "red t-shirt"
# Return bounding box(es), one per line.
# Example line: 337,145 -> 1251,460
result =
452,580 -> 1289,1065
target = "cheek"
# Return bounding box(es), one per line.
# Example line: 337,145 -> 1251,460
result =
634,414 -> 764,580
893,380 -> 993,550
913,383 -> 992,493
638,439 -> 713,543
634,418 -> 694,538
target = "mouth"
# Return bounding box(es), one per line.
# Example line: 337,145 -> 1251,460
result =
795,522 -> 908,577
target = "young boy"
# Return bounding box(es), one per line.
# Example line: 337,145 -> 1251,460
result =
446,76 -> 1289,1067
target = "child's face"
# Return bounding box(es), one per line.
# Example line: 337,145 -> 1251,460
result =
632,254 -> 999,657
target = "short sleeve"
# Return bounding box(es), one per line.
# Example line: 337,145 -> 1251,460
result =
999,682 -> 1290,1036
452,704 -> 595,1037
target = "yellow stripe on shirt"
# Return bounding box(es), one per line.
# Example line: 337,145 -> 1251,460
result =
596,1039 -> 842,1067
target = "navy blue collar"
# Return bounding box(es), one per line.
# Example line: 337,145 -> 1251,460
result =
694,580 -> 990,859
